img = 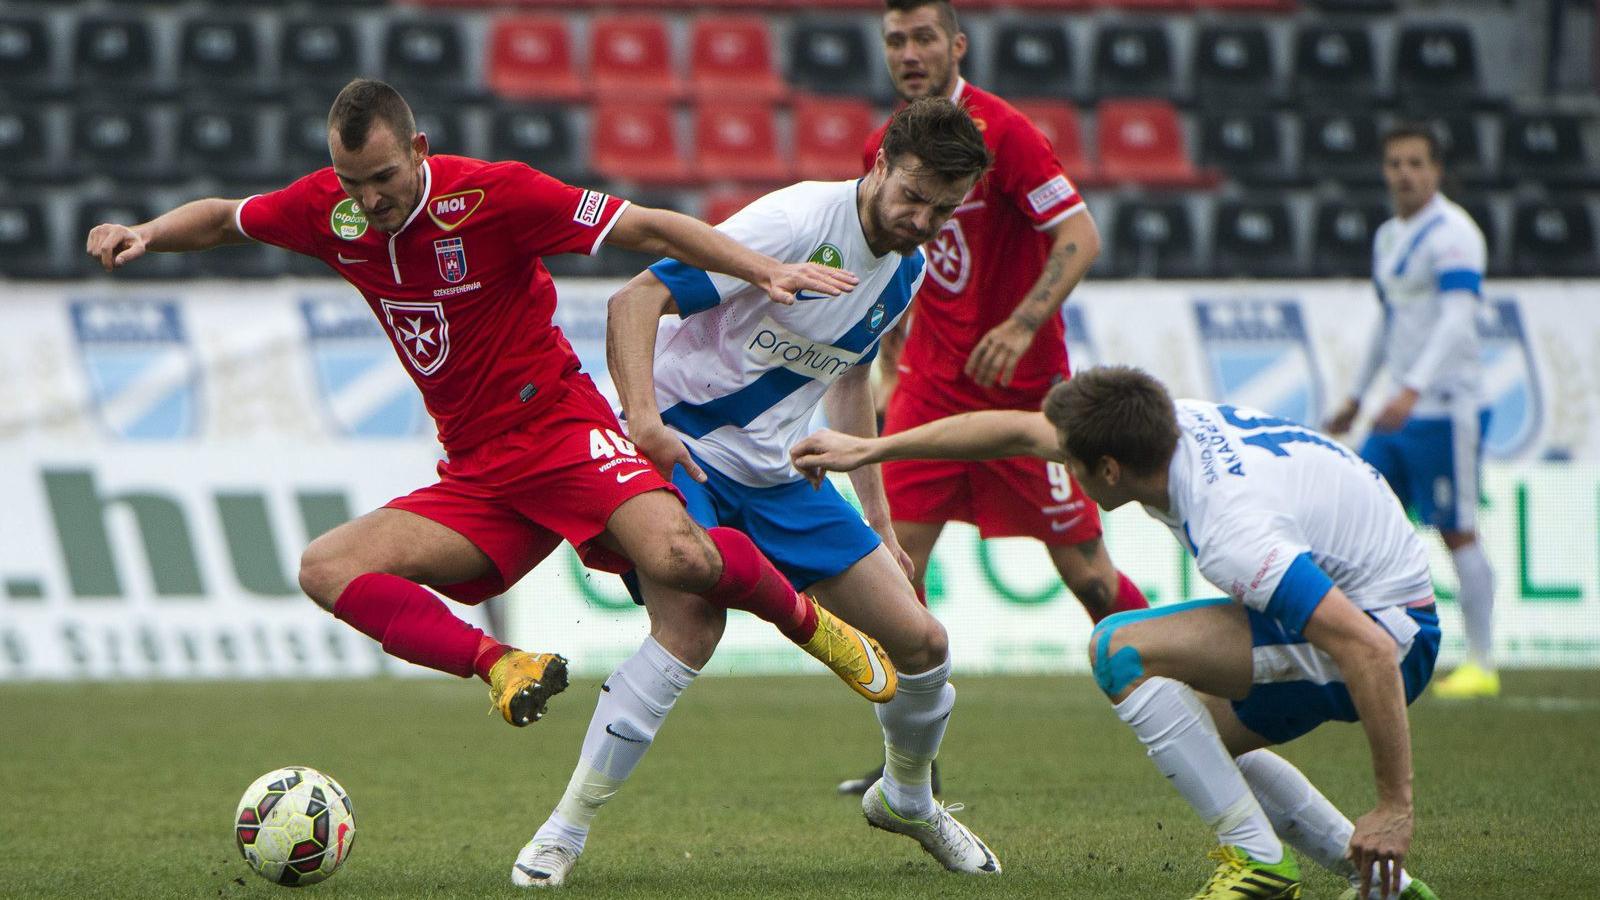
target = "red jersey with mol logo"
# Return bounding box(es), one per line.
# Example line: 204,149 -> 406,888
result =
864,79 -> 1085,405
237,155 -> 629,453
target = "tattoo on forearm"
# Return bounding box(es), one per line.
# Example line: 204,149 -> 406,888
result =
1013,243 -> 1080,327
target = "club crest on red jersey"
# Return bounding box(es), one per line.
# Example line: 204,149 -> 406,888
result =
925,218 -> 971,293
433,237 -> 467,284
379,299 -> 451,377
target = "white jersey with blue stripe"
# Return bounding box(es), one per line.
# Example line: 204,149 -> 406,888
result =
1146,400 -> 1433,633
647,180 -> 924,487
1371,193 -> 1488,418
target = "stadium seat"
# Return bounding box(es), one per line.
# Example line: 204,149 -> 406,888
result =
280,18 -> 365,98
1011,100 -> 1099,186
74,17 -> 166,98
1192,24 -> 1277,111
793,96 -> 877,181
1108,199 -> 1202,277
180,17 -> 270,99
1195,0 -> 1298,10
72,108 -> 172,184
487,15 -> 585,103
0,200 -> 61,279
73,198 -> 180,280
1429,115 -> 1494,187
787,20 -> 875,98
178,109 -> 276,186
1456,196 -> 1498,264
1096,100 -> 1213,188
383,19 -> 474,100
1307,0 -> 1395,10
0,108 -> 58,186
1501,113 -> 1596,188
690,17 -> 786,103
283,105 -> 335,178
1200,114 -> 1294,186
1099,0 -> 1195,10
1093,24 -> 1174,100
1511,201 -> 1599,277
702,188 -> 772,226
1293,25 -> 1378,111
591,104 -> 692,186
990,22 -> 1075,100
0,15 -> 62,99
590,16 -> 684,101
187,240 -> 286,279
1311,198 -> 1387,277
692,104 -> 791,184
1211,199 -> 1300,278
414,108 -> 473,159
1299,112 -> 1382,188
491,106 -> 583,183
1393,23 -> 1483,113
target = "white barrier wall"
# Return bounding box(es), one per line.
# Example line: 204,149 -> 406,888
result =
2,279 -> 1597,680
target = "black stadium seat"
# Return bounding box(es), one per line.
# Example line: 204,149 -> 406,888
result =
383,19 -> 474,101
1430,115 -> 1495,187
1502,113 -> 1596,188
1394,24 -> 1483,113
1109,199 -> 1202,278
491,106 -> 582,183
1294,25 -> 1377,111
0,200 -> 62,279
74,198 -> 180,280
413,109 -> 472,159
1311,199 -> 1387,277
0,15 -> 62,99
1300,112 -> 1381,188
72,108 -> 173,184
990,23 -> 1075,100
178,108 -> 277,186
283,106 -> 335,178
787,21 -> 875,98
1193,24 -> 1277,111
1511,201 -> 1598,277
181,17 -> 271,99
1200,113 -> 1295,186
0,108 -> 58,186
74,17 -> 166,98
1212,199 -> 1300,278
281,17 -> 364,98
1094,23 -> 1174,99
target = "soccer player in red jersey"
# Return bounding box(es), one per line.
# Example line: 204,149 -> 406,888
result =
835,1 -> 1152,794
85,79 -> 891,727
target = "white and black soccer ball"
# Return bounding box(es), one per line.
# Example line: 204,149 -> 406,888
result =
234,766 -> 356,887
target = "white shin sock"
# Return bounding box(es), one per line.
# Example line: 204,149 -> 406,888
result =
1451,541 -> 1496,669
875,655 -> 954,819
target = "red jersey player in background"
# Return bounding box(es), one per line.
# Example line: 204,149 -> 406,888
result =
85,79 -> 896,734
837,1 -> 1150,795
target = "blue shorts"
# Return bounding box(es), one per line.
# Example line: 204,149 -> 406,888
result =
1360,408 -> 1490,532
624,452 -> 882,603
1232,604 -> 1440,744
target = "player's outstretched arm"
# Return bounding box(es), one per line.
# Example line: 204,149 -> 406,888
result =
84,198 -> 249,272
821,366 -> 913,578
791,410 -> 1061,486
602,205 -> 858,305
1300,588 -> 1415,899
605,270 -> 706,483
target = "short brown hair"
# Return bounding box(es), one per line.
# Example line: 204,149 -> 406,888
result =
1043,367 -> 1180,476
328,78 -> 416,152
881,97 -> 990,184
885,0 -> 960,39
1382,121 -> 1443,164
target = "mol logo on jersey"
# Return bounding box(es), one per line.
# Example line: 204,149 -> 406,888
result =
434,237 -> 468,284
1477,299 -> 1542,459
301,296 -> 429,437
1196,298 -> 1322,428
379,299 -> 451,377
427,189 -> 484,231
70,299 -> 199,439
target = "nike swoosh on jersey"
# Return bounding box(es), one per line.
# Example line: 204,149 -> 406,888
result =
794,291 -> 831,302
855,630 -> 889,695
337,253 -> 367,264
615,469 -> 651,484
1050,515 -> 1085,533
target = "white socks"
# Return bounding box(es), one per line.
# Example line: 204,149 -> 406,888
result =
1451,541 -> 1496,669
1114,678 -> 1283,863
1237,749 -> 1411,897
875,655 -> 955,819
534,637 -> 697,852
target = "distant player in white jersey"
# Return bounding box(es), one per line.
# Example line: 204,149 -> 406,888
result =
1325,123 -> 1498,700
792,366 -> 1443,900
510,100 -> 999,889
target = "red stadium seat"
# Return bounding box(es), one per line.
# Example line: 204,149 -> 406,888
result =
487,15 -> 584,103
1195,0 -> 1297,10
1093,0 -> 1196,10
590,15 -> 683,101
1096,99 -> 1216,188
1011,100 -> 1101,187
701,188 -> 772,226
591,103 -> 692,186
690,16 -> 786,103
692,103 -> 791,184
794,96 -> 876,181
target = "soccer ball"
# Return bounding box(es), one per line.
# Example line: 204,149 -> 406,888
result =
234,766 -> 356,886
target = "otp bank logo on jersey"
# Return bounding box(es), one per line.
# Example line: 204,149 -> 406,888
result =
1478,299 -> 1542,459
924,218 -> 971,293
379,299 -> 451,377
330,198 -> 368,240
70,299 -> 199,439
433,237 -> 467,284
301,296 -> 429,437
746,316 -> 864,382
1196,298 -> 1322,428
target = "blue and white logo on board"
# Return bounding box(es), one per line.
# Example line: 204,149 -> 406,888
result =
301,296 -> 428,437
70,299 -> 198,439
1477,298 -> 1542,460
1063,304 -> 1096,370
1196,298 -> 1321,428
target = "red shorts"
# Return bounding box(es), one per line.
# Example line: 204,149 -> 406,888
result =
386,375 -> 679,603
882,382 -> 1102,546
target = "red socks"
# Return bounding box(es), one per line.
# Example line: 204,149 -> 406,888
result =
703,527 -> 817,642
332,573 -> 510,682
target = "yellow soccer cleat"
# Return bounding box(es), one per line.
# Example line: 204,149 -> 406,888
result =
1431,662 -> 1499,699
488,650 -> 570,726
799,596 -> 897,703
1187,845 -> 1301,899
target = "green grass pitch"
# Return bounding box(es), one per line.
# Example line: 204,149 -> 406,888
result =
2,672 -> 1595,898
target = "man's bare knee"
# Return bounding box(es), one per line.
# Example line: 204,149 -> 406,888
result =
895,614 -> 948,674
652,607 -> 724,669
637,525 -> 722,593
297,543 -> 352,612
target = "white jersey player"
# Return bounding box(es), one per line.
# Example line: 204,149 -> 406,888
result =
1326,124 -> 1497,700
511,99 -> 1000,889
791,366 -> 1443,900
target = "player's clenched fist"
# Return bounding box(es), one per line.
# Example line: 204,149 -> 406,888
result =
85,223 -> 147,272
790,428 -> 874,487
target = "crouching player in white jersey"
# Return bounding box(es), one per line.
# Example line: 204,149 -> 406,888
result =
792,366 -> 1442,900
510,99 -> 999,888
1326,123 -> 1498,699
